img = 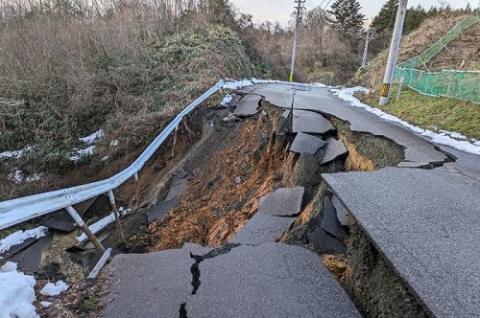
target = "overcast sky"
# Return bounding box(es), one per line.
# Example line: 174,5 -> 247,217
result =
230,0 -> 478,25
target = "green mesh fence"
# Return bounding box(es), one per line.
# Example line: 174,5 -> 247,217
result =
394,15 -> 480,104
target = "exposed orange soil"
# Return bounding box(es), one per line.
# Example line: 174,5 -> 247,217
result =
322,254 -> 351,284
340,136 -> 375,172
148,118 -> 287,252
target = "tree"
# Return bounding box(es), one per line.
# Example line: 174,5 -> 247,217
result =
405,5 -> 428,33
372,1 -> 430,35
327,0 -> 365,35
370,0 -> 398,33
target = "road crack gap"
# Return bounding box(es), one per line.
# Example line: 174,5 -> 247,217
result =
189,243 -> 240,295
179,244 -> 241,317
179,303 -> 188,318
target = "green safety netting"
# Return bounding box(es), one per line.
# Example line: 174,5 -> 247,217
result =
394,15 -> 480,104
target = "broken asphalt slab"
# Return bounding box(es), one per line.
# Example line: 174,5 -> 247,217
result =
231,212 -> 294,245
258,186 -> 304,217
102,244 -> 211,318
321,196 -> 347,241
233,95 -> 261,117
146,198 -> 180,223
290,132 -> 326,155
186,243 -> 360,318
248,84 -> 448,168
292,87 -> 448,167
320,137 -> 348,165
165,175 -> 189,201
11,235 -> 53,273
308,226 -> 346,254
103,243 -> 360,318
292,109 -> 335,135
40,210 -> 76,233
323,167 -> 480,317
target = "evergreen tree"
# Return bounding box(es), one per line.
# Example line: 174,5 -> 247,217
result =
405,5 -> 427,33
372,1 -> 430,35
327,0 -> 365,35
370,0 -> 398,33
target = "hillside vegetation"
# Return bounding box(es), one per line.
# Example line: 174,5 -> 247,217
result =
0,0 -> 262,175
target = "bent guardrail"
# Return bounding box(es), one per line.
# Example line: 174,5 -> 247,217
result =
0,80 -> 225,233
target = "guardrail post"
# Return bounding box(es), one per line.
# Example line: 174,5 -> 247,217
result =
65,206 -> 106,253
171,125 -> 179,158
108,190 -> 126,243
134,172 -> 140,210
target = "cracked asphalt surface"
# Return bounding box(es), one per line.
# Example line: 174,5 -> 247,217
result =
101,83 -> 480,318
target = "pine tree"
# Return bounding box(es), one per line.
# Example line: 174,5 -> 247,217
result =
370,0 -> 398,33
405,5 -> 427,33
327,0 -> 365,35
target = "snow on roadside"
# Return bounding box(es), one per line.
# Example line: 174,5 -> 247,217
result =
0,226 -> 48,254
223,79 -> 253,90
40,280 -> 69,296
0,262 -> 39,318
333,86 -> 480,156
76,207 -> 132,242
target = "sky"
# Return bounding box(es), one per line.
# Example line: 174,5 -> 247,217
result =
230,0 -> 479,26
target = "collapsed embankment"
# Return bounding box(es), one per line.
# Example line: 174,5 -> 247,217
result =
2,86 -> 441,317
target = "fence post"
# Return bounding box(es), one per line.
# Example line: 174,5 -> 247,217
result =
396,77 -> 405,101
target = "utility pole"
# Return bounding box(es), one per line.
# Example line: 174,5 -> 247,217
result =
289,0 -> 306,82
361,28 -> 370,67
379,0 -> 408,106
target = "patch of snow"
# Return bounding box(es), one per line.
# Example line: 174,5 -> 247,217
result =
76,207 -> 132,242
0,262 -> 38,318
40,280 -> 68,296
223,79 -> 253,90
8,168 -> 24,184
220,94 -> 233,107
0,226 -> 48,254
333,87 -> 480,156
1,261 -> 17,272
101,155 -> 110,162
25,174 -> 42,183
8,168 -> 43,184
109,139 -> 119,148
79,129 -> 104,145
40,301 -> 52,308
69,145 -> 96,162
0,146 -> 32,160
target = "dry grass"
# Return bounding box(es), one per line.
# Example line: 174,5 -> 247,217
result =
0,0 -> 259,174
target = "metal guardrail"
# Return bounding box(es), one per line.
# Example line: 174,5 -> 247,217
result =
0,80 -> 225,236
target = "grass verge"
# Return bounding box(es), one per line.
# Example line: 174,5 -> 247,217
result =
361,86 -> 480,140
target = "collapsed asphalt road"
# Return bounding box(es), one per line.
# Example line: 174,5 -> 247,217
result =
12,82 -> 478,317
99,83 -> 480,318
